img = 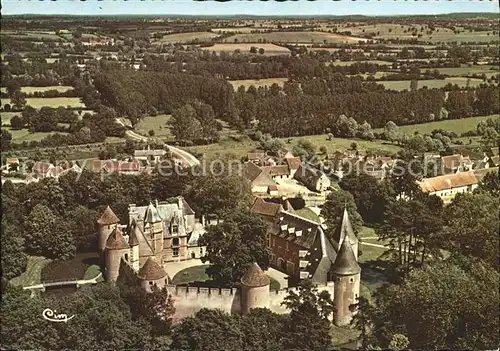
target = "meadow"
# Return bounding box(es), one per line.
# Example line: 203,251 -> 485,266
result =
202,43 -> 291,55
223,31 -> 368,44
25,97 -> 85,109
374,114 -> 499,136
228,78 -> 288,90
380,77 -> 487,91
153,31 -> 221,44
0,85 -> 73,94
435,65 -> 499,77
136,114 -> 173,138
10,129 -> 69,143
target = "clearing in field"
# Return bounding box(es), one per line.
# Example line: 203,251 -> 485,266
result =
228,78 -> 288,90
136,114 -> 173,139
153,32 -> 221,44
0,85 -> 73,94
380,78 -> 486,91
435,65 -> 499,77
330,60 -> 393,67
202,43 -> 290,55
10,129 -> 69,143
374,114 -> 499,136
223,31 -> 368,44
24,97 -> 85,109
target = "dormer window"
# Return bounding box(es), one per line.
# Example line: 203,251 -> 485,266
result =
172,224 -> 179,235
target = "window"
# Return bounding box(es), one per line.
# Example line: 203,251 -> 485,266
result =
124,253 -> 129,261
149,281 -> 154,286
172,225 -> 179,235
172,238 -> 180,248
173,248 -> 179,257
349,278 -> 354,283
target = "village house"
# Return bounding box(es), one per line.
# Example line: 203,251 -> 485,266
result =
440,154 -> 473,174
294,164 -> 331,192
243,162 -> 278,194
134,147 -> 168,165
3,157 -> 20,173
32,161 -> 81,179
417,172 -> 479,204
92,159 -> 141,175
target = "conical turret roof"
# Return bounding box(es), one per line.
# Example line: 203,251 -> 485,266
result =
145,203 -> 162,224
331,237 -> 360,276
332,207 -> 358,249
241,263 -> 270,287
97,206 -> 120,225
128,221 -> 139,247
137,257 -> 168,281
105,227 -> 130,250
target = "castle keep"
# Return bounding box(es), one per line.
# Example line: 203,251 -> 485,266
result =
98,197 -> 361,326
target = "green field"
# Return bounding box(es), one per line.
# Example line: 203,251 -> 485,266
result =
202,43 -> 291,55
436,65 -> 499,77
10,256 -> 51,287
374,114 -> 498,136
153,31 -> 221,44
295,207 -> 320,222
223,31 -> 368,44
330,60 -> 393,67
1,85 -> 73,94
136,114 -> 173,138
380,77 -> 488,91
1,112 -> 19,126
25,97 -> 85,109
10,129 -> 68,143
229,78 -> 288,90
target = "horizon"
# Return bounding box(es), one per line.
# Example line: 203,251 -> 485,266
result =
2,0 -> 499,17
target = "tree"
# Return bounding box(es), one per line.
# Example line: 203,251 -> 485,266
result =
476,170 -> 500,197
1,218 -> 28,280
171,309 -> 244,351
349,296 -> 376,349
292,139 -> 316,159
200,208 -> 270,286
258,133 -> 284,155
119,284 -> 175,337
5,79 -> 21,97
334,114 -> 358,138
170,104 -> 202,144
281,280 -> 335,350
358,121 -> 375,140
480,127 -> 499,147
10,91 -> 26,110
372,257 -> 499,349
241,308 -> 286,350
68,206 -> 99,251
258,48 -> 265,55
384,121 -> 399,144
437,192 -> 498,269
321,190 -> 363,238
24,203 -> 76,259
148,129 -> 155,137
9,115 -> 24,130
1,129 -> 12,151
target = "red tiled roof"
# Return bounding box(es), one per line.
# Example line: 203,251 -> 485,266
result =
241,263 -> 270,287
97,206 -> 120,225
93,160 -> 141,173
105,227 -> 130,250
285,157 -> 302,170
418,172 -> 478,192
251,197 -> 283,217
137,257 -> 168,281
261,165 -> 290,177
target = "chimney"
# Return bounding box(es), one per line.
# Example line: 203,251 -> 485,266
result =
201,215 -> 206,227
155,199 -> 159,208
178,196 -> 183,211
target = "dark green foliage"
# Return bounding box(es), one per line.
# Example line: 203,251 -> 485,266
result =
321,190 -> 363,237
200,207 -> 270,286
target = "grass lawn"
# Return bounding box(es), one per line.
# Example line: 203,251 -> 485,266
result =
10,129 -> 67,143
186,138 -> 259,159
10,256 -> 51,287
83,265 -> 103,280
223,31 -> 368,44
374,114 -> 499,136
331,324 -> 360,348
1,112 -> 19,125
25,97 -> 85,109
359,245 -> 388,264
228,78 -> 288,90
296,207 -> 321,222
171,265 -> 281,290
202,43 -> 291,56
436,65 -> 499,77
0,85 -> 73,94
282,135 -> 401,155
153,32 -> 221,44
136,114 -> 173,138
41,252 -> 100,281
379,77 -> 487,91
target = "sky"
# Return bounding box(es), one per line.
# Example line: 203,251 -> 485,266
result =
2,0 -> 499,16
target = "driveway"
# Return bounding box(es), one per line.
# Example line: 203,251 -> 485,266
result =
266,267 -> 289,289
163,259 -> 207,279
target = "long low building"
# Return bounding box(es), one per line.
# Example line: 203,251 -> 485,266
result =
417,172 -> 479,203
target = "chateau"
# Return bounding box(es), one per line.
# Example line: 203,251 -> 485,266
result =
98,196 -> 361,326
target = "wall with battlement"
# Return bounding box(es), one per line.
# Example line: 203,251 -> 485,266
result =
268,283 -> 335,316
166,285 -> 241,322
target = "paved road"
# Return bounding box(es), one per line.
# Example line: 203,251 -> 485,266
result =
116,118 -> 200,167
266,268 -> 289,289
163,259 -> 207,279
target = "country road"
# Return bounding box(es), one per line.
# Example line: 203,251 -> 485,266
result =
116,118 -> 200,167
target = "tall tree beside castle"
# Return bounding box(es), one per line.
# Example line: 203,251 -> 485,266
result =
200,208 -> 270,286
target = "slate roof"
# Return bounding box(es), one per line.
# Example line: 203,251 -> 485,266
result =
309,227 -> 339,284
106,227 -> 130,250
145,203 -> 162,223
294,164 -> 327,190
261,165 -> 290,177
418,172 -> 478,192
97,206 -> 120,225
251,197 -> 283,218
285,157 -> 302,170
241,263 -> 270,287
137,257 -> 168,281
270,211 -> 322,249
128,221 -> 139,246
331,237 -> 360,276
331,208 -> 358,251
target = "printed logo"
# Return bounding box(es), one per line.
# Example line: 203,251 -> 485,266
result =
42,308 -> 75,323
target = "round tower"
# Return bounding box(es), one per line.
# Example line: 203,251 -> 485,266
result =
240,263 -> 270,315
137,257 -> 169,292
97,206 -> 120,252
332,238 -> 361,327
104,227 -> 130,283
128,221 -> 140,272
